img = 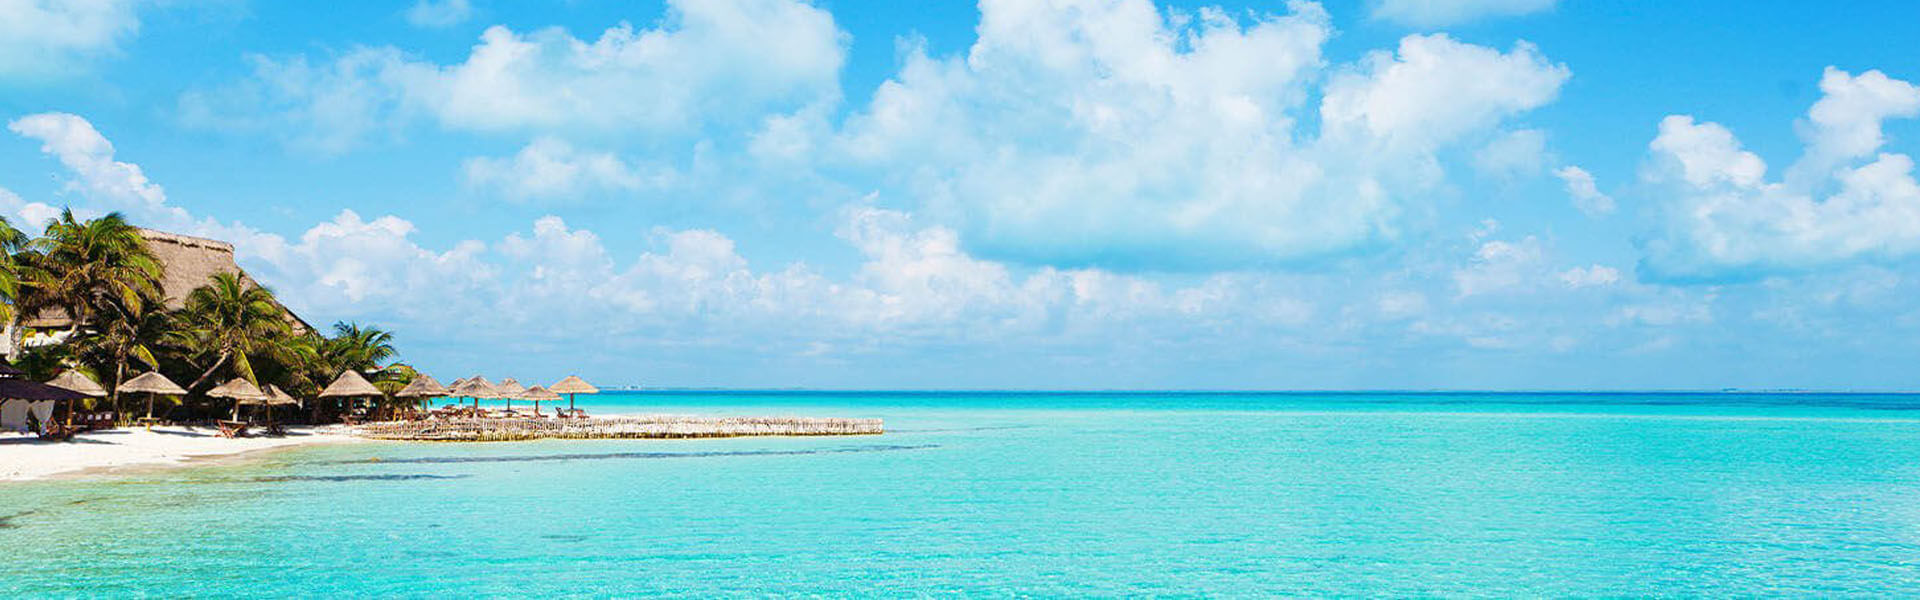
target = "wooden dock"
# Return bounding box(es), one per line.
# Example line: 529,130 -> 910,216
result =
347,415 -> 884,442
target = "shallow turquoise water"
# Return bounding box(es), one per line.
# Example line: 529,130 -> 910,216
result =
6,392 -> 1920,596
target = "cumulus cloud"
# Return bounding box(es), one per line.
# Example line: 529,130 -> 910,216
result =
186,0 -> 846,152
7,112 -> 188,226
1553,165 -> 1614,216
0,0 -> 142,79
463,138 -> 676,201
405,0 -> 472,28
1370,0 -> 1555,27
837,2 -> 1568,269
1642,68 -> 1920,280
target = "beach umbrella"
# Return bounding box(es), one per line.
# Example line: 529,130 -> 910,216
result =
521,385 -> 560,415
550,375 -> 599,413
46,370 -> 107,398
495,378 -> 526,412
119,371 -> 187,421
46,369 -> 109,429
208,377 -> 268,421
237,384 -> 301,428
396,374 -> 450,414
319,370 -> 383,420
451,376 -> 497,411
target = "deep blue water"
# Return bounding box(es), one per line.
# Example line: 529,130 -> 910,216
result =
5,391 -> 1920,596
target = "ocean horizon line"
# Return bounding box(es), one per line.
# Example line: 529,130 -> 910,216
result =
617,387 -> 1920,395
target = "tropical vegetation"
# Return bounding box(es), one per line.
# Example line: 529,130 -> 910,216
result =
1,209 -> 410,423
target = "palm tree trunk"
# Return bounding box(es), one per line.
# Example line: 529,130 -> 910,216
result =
188,351 -> 231,393
111,350 -> 128,423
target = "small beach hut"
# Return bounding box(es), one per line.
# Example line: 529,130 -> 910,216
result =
119,371 -> 187,421
521,385 -> 560,416
495,378 -> 526,412
396,374 -> 449,414
550,375 -> 599,414
320,370 -> 383,420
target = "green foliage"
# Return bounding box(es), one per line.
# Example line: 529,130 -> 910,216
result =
0,210 -> 407,422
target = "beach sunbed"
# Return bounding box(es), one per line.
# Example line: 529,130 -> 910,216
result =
216,420 -> 251,438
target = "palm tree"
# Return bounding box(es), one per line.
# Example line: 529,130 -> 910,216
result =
170,272 -> 293,393
321,322 -> 396,372
0,215 -> 31,327
16,210 -> 164,341
80,302 -> 172,418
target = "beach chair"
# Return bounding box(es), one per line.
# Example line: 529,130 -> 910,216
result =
216,420 -> 250,438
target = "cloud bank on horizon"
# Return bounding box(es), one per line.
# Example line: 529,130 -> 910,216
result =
1,0 -> 1918,390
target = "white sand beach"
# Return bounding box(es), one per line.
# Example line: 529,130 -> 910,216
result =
0,426 -> 362,482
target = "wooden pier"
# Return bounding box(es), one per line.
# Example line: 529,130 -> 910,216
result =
347,415 -> 884,442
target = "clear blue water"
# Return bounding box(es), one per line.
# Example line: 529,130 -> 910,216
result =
6,391 -> 1920,596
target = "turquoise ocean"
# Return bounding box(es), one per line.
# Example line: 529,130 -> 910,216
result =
5,391 -> 1920,596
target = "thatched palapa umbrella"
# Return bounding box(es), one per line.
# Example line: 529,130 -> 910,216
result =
495,378 -> 526,412
320,370 -> 383,420
208,377 -> 268,421
550,375 -> 598,414
396,374 -> 449,414
239,384 -> 301,430
521,385 -> 560,415
120,371 -> 187,421
47,369 -> 107,398
451,376 -> 497,411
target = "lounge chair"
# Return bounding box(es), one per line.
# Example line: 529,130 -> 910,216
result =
216,420 -> 250,438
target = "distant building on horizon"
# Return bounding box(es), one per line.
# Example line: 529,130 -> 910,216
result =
2,228 -> 312,358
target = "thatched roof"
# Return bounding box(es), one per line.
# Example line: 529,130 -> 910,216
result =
46,369 -> 106,397
119,371 -> 187,395
550,375 -> 599,395
521,385 -> 560,402
208,377 -> 267,400
263,384 -> 300,406
495,378 -> 526,398
319,370 -> 382,398
396,374 -> 449,398
21,228 -> 312,333
450,376 -> 497,398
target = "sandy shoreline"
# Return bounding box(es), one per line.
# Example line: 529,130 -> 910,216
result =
0,425 -> 364,482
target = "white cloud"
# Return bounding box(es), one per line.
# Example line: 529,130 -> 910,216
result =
1453,235 -> 1545,297
837,3 -> 1567,269
1643,68 -> 1920,279
190,0 -> 846,152
1321,35 -> 1569,152
1559,264 -> 1620,288
7,112 -> 189,226
1553,165 -> 1614,216
463,138 -> 675,201
405,0 -> 472,28
0,186 -> 60,231
0,0 -> 142,79
1475,128 -> 1547,179
1370,0 -> 1555,27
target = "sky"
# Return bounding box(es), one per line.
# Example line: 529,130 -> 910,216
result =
1,0 -> 1919,390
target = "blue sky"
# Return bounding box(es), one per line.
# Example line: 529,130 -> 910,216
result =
3,0 -> 1920,390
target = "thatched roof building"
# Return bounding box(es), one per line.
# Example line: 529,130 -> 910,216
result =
15,228 -> 312,334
